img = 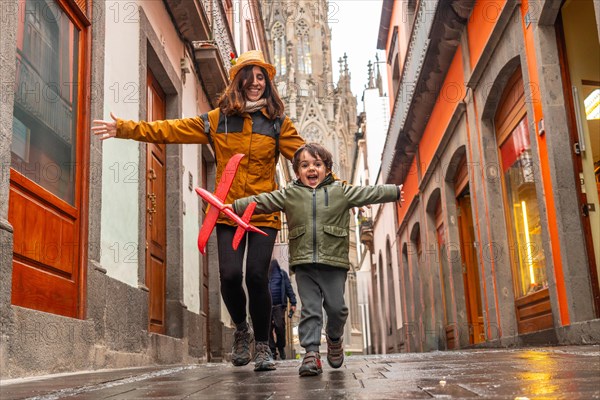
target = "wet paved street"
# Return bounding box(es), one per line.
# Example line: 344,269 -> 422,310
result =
1,345 -> 599,399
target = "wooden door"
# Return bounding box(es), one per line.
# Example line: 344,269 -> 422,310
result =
435,204 -> 453,348
146,70 -> 167,334
9,0 -> 89,318
456,190 -> 484,344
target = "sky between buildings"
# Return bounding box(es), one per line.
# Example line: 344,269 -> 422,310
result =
329,0 -> 388,100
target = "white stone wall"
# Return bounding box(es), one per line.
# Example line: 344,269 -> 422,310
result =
100,0 -> 144,287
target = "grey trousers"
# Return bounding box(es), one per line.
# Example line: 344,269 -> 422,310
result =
296,264 -> 349,352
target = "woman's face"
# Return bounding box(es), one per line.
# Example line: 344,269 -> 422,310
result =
243,66 -> 266,102
295,150 -> 329,188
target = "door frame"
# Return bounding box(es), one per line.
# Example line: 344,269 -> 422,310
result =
495,69 -> 554,334
9,0 -> 91,319
145,68 -> 167,334
555,13 -> 600,317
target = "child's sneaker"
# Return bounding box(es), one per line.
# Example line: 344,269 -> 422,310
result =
299,351 -> 323,376
326,336 -> 344,368
231,323 -> 253,366
254,341 -> 276,371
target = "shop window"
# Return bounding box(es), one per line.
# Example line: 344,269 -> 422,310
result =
496,71 -> 547,298
9,0 -> 89,318
12,0 -> 79,205
388,26 -> 401,99
500,118 -> 547,296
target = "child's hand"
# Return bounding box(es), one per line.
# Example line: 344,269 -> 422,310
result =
398,184 -> 405,206
223,204 -> 234,211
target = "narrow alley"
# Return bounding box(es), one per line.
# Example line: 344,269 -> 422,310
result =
2,345 -> 599,399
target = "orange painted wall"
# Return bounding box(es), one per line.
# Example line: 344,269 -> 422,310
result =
396,157 -> 419,224
419,47 -> 466,171
467,0 -> 507,71
396,47 -> 465,231
519,0 -> 569,325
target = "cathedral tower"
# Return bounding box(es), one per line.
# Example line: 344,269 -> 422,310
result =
263,1 -> 357,180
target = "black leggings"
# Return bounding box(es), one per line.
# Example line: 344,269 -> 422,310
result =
216,224 -> 278,342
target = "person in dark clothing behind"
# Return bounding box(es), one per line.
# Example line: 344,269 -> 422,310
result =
268,259 -> 297,360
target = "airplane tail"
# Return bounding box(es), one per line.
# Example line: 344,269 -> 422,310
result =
232,202 -> 267,250
197,233 -> 207,255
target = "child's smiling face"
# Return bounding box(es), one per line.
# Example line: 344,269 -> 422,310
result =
296,150 -> 329,188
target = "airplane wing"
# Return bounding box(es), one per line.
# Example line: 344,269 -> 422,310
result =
214,153 -> 245,201
197,154 -> 245,254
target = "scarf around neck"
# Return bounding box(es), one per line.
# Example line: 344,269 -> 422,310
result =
244,99 -> 267,113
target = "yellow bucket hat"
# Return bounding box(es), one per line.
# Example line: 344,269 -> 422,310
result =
229,50 -> 276,81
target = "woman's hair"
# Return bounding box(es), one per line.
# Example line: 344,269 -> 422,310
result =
217,65 -> 285,119
292,143 -> 334,174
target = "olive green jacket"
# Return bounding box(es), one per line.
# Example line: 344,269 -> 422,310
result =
233,174 -> 400,270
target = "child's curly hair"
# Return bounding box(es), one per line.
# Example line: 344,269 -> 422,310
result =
292,142 -> 333,174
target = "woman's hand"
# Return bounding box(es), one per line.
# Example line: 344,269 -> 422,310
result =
91,112 -> 119,140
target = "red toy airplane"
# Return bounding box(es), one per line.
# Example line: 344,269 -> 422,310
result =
195,153 -> 267,254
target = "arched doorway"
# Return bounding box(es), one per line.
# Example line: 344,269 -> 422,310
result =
495,69 -> 553,334
453,155 -> 483,344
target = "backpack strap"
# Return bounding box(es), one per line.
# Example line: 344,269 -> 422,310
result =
273,116 -> 283,165
199,112 -> 213,149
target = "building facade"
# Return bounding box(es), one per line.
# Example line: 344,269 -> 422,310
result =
352,59 -> 406,355
374,0 -> 600,353
0,0 -> 270,378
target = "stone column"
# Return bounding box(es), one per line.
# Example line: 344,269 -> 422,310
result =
0,0 -> 18,380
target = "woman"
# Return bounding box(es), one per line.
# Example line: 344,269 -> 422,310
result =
92,50 -> 304,372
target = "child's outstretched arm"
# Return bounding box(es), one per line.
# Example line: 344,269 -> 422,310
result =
232,189 -> 287,216
345,183 -> 404,209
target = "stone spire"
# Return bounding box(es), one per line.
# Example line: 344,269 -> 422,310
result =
343,53 -> 349,75
367,60 -> 375,89
375,53 -> 383,96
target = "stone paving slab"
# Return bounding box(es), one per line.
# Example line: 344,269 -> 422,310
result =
0,346 -> 598,399
0,366 -> 172,400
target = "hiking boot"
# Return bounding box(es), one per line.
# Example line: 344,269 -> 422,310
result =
326,336 -> 344,369
254,341 -> 276,371
270,347 -> 278,360
231,324 -> 253,366
278,348 -> 286,360
299,351 -> 323,376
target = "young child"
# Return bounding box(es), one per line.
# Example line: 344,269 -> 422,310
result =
231,143 -> 404,376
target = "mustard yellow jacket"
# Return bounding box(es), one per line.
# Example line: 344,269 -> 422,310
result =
116,108 -> 305,229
